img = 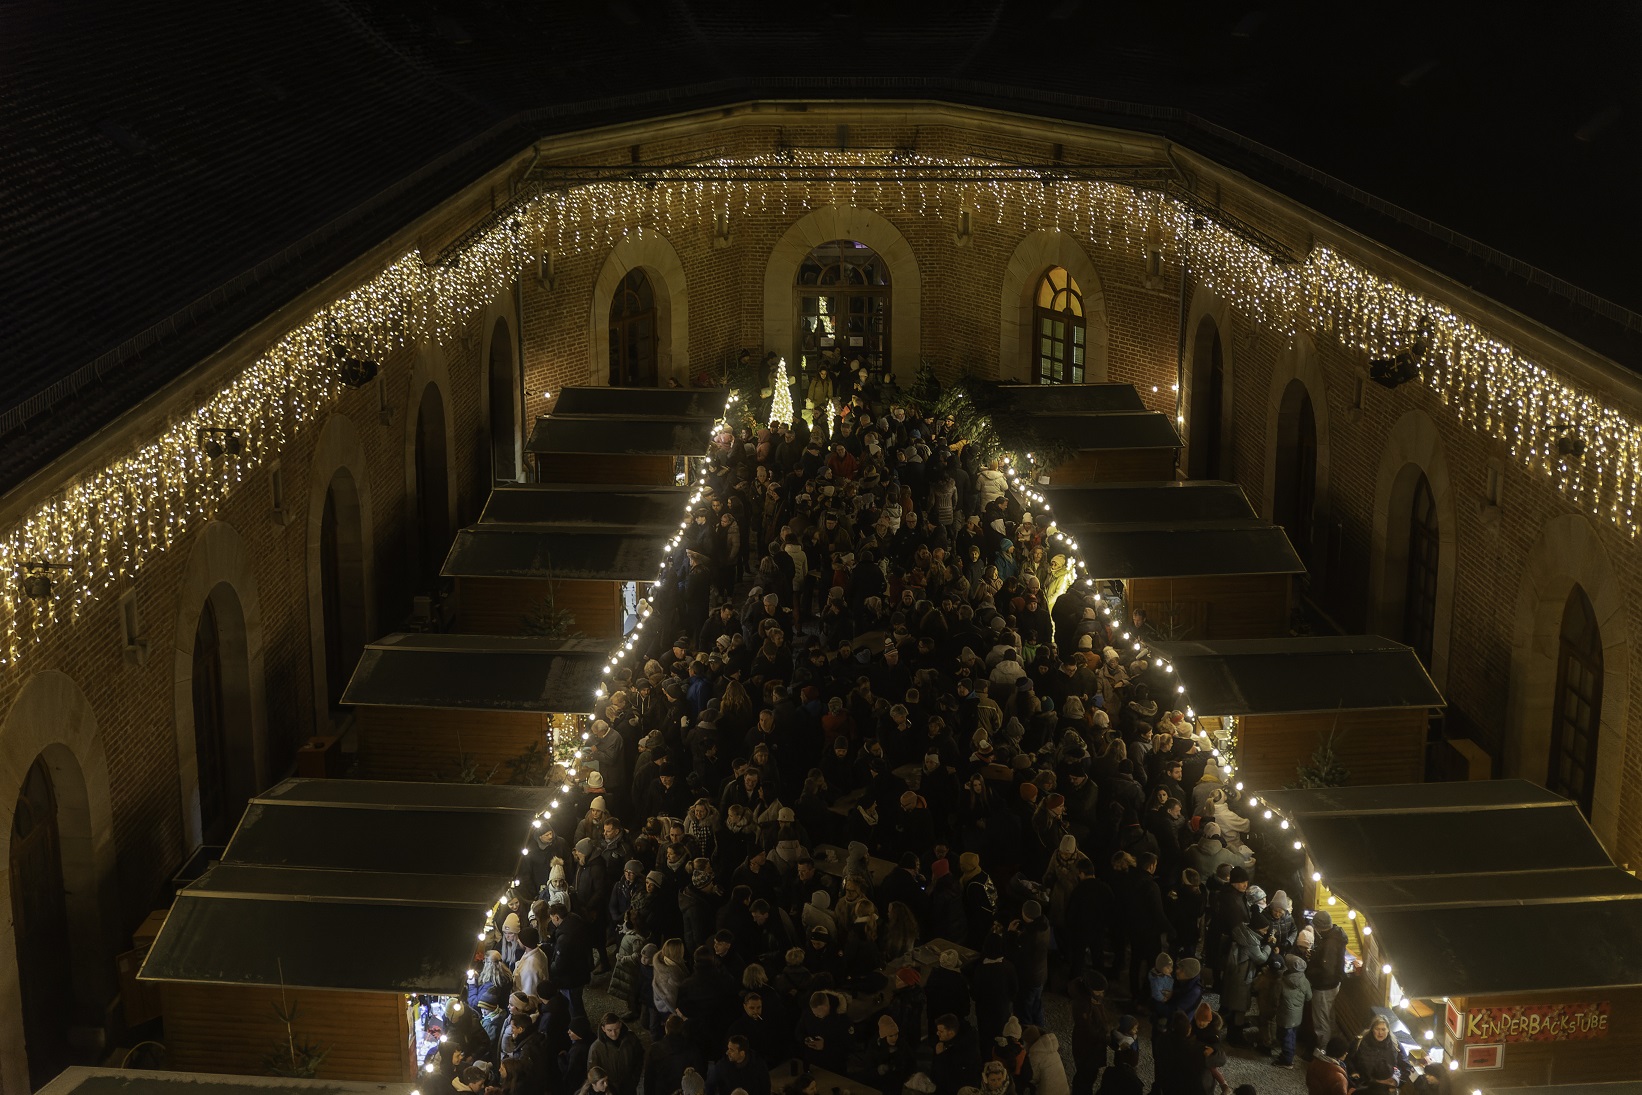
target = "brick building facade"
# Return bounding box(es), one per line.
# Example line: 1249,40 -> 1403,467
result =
1,99 -> 1637,1090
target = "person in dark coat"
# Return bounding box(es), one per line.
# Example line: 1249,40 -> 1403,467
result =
925,947 -> 974,1040
641,1013 -> 702,1095
507,1014 -> 553,1095
1067,975 -> 1109,1095
1006,900 -> 1051,1028
795,989 -> 851,1074
930,1014 -> 983,1095
1116,852 -> 1172,999
969,934 -> 1019,1049
705,1035 -> 771,1095
558,1016 -> 593,1095
547,905 -> 597,1019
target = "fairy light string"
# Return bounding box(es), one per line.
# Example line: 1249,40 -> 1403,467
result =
2,150 -> 1635,668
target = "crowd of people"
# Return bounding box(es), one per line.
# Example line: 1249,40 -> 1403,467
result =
421,380 -> 1444,1095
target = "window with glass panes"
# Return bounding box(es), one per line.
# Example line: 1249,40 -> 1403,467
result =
608,269 -> 657,386
1550,584 -> 1603,815
796,241 -> 890,377
1034,268 -> 1086,384
1402,472 -> 1439,667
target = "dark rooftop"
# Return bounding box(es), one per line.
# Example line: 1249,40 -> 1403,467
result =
526,415 -> 717,457
1146,634 -> 1444,715
1033,481 -> 1258,525
480,484 -> 689,526
38,1067 -> 420,1095
342,633 -> 607,713
4,1 -> 1639,491
442,525 -> 671,581
1058,521 -> 1305,578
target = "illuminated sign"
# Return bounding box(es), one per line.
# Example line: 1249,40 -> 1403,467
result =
1464,1002 -> 1610,1043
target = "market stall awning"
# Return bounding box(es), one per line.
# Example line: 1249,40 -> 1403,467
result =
1055,521 -> 1305,578
441,524 -> 670,580
526,413 -> 715,456
480,484 -> 688,526
1000,410 -> 1182,452
549,385 -> 727,419
995,383 -> 1148,414
341,632 -> 607,713
1255,780 -> 1642,998
139,779 -> 546,993
1033,481 -> 1258,526
38,1066 -> 422,1095
1146,635 -> 1444,715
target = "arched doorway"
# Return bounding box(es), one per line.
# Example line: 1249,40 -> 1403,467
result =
1401,473 -> 1440,668
191,583 -> 257,844
1549,584 -> 1604,815
12,756 -> 71,1087
1186,315 -> 1226,479
414,383 -> 451,586
795,240 -> 892,378
1032,267 -> 1087,384
608,270 -> 658,387
488,316 -> 518,481
1271,379 -> 1317,560
320,469 -> 368,712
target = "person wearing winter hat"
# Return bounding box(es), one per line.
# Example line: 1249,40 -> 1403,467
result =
1306,910 -> 1349,1055
869,1012 -> 916,1094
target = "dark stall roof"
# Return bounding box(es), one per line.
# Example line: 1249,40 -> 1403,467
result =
1256,778 -> 1570,817
38,1066 -> 422,1095
526,414 -> 714,456
1470,1086 -> 1642,1095
1369,895 -> 1642,998
139,778 -> 542,993
1061,521 -> 1304,578
342,633 -> 606,713
1334,866 -> 1642,913
1146,635 -> 1443,715
442,525 -> 668,581
550,386 -> 728,419
1007,411 -> 1182,452
480,484 -> 688,526
1034,481 -> 1257,526
996,383 -> 1148,414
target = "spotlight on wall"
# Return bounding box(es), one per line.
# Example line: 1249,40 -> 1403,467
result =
340,357 -> 380,387
1556,429 -> 1587,459
198,427 -> 242,458
21,561 -> 69,600
1368,338 -> 1427,389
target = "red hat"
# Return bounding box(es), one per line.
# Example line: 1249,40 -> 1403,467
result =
1019,782 -> 1039,803
1046,793 -> 1066,810
930,858 -> 951,881
895,965 -> 922,988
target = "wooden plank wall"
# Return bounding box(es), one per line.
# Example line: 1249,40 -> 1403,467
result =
536,453 -> 675,485
1238,708 -> 1426,793
355,706 -> 551,782
1444,988 -> 1642,1085
453,577 -> 624,638
1050,449 -> 1176,485
162,982 -> 412,1082
1128,573 -> 1291,640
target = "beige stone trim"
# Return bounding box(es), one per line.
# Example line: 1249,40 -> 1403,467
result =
305,413 -> 378,731
1261,333 -> 1332,525
589,231 -> 690,387
1182,286 -> 1234,479
997,229 -> 1110,383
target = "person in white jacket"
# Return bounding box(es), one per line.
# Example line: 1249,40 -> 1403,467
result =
1023,1025 -> 1070,1095
976,462 -> 1008,510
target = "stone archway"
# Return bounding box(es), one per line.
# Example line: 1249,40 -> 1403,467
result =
764,206 -> 920,381
306,413 -> 377,731
1505,513 -> 1632,850
998,229 -> 1110,382
483,310 -> 520,483
0,671 -> 119,1095
404,342 -> 458,588
1182,286 -> 1235,480
173,520 -> 268,850
590,231 -> 689,387
1262,336 -> 1332,562
1368,409 -> 1458,688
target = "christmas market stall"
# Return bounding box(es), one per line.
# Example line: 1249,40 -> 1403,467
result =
1146,636 -> 1444,789
138,779 -> 548,1081
1252,780 -> 1642,1087
1003,410 -> 1182,484
441,524 -> 671,637
1049,518 -> 1304,639
547,384 -> 729,418
342,633 -> 604,781
479,482 -> 688,526
38,1067 -> 421,1095
1028,479 -> 1259,526
994,381 -> 1148,414
525,413 -> 717,485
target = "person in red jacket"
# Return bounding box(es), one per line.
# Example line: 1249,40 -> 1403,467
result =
1305,1035 -> 1351,1095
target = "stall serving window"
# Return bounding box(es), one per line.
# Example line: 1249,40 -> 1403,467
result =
796,240 -> 890,377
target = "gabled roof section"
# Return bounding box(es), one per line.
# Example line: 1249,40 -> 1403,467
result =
1146,635 -> 1444,715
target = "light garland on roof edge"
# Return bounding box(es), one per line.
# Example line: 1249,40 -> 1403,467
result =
1,151 -> 1634,668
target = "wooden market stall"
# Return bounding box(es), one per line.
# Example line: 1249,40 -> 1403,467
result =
138,779 -> 545,1082
525,413 -> 716,485
1030,479 -> 1258,526
548,384 -> 728,418
1007,411 -> 1182,485
995,382 -> 1148,414
1148,635 -> 1443,789
441,524 -> 671,637
1254,781 -> 1642,1086
38,1068 -> 421,1095
342,633 -> 603,781
479,482 -> 688,526
1054,519 -> 1305,638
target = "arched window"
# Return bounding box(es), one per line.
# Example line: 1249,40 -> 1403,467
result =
192,596 -> 230,842
1272,381 -> 1317,561
608,270 -> 657,387
796,240 -> 890,377
12,756 -> 71,1087
1549,584 -> 1604,814
414,383 -> 450,586
488,316 -> 517,481
1402,472 -> 1439,667
320,469 -> 367,712
1187,317 -> 1226,479
1033,267 -> 1086,384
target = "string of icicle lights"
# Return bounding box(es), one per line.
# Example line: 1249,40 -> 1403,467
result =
1,150 -> 1635,665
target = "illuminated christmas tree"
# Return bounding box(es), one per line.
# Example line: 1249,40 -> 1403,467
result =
770,357 -> 794,425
